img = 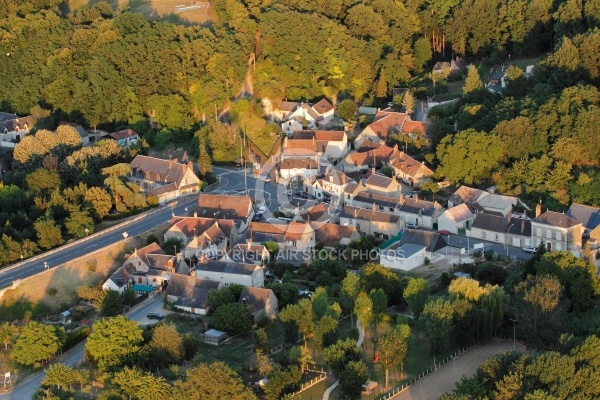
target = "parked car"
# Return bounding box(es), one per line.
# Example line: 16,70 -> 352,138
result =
147,312 -> 164,320
301,192 -> 308,199
522,246 -> 537,253
261,176 -> 271,183
252,213 -> 263,222
359,168 -> 369,175
298,290 -> 314,298
405,222 -> 419,229
438,230 -> 451,236
295,191 -> 304,197
285,189 -> 292,195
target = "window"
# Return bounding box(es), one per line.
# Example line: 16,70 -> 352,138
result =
152,278 -> 157,282
556,231 -> 562,240
546,230 -> 552,239
138,277 -> 142,283
482,231 -> 487,239
494,233 -> 499,240
556,243 -> 562,251
536,228 -> 541,236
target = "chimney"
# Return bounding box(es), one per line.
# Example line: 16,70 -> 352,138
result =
372,167 -> 376,175
284,136 -> 288,147
247,238 -> 252,249
354,208 -> 358,218
414,194 -> 418,200
372,202 -> 376,211
535,201 -> 542,218
188,161 -> 193,170
400,193 -> 405,203
168,159 -> 173,168
194,211 -> 197,217
521,220 -> 525,233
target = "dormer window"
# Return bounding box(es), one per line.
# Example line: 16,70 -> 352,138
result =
146,171 -> 151,179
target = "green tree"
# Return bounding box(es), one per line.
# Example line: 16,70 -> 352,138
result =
314,316 -> 339,350
207,287 -> 236,312
254,327 -> 269,353
34,218 -> 64,249
421,298 -> 454,365
323,338 -> 362,378
0,322 -> 19,350
337,99 -> 358,121
171,361 -> 257,400
263,365 -> 302,400
402,91 -> 416,114
339,360 -> 370,400
25,169 -> 61,196
42,363 -> 75,390
369,288 -> 388,337
354,292 -> 373,338
403,277 -> 430,318
437,129 -> 505,185
198,139 -> 213,177
341,270 -> 360,325
65,208 -> 94,238
150,323 -> 184,364
11,322 -> 65,366
378,324 -> 411,388
210,303 -> 252,336
463,65 -> 483,94
85,315 -> 143,371
84,186 -> 112,220
101,290 -> 123,317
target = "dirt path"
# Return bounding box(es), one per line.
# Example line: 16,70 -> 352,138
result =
391,339 -> 525,400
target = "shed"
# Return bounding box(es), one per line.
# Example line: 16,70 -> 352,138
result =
59,310 -> 71,324
202,329 -> 227,345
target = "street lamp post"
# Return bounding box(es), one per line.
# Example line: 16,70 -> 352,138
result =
509,318 -> 517,351
44,261 -> 49,271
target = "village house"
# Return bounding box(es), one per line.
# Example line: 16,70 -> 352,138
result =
226,241 -> 270,266
396,195 -> 444,229
164,217 -> 239,259
239,286 -> 279,322
284,222 -> 316,251
278,158 -> 319,181
195,259 -> 265,288
289,130 -> 349,159
313,223 -> 361,248
339,206 -> 402,240
353,110 -> 429,148
390,152 -> 434,187
531,204 -> 583,252
107,128 -> 139,147
130,155 -> 201,204
102,242 -> 175,295
342,143 -> 400,172
0,113 -> 35,148
248,222 -> 287,248
364,172 -> 402,195
293,203 -> 338,224
165,274 -> 222,315
303,169 -> 355,206
437,204 -> 475,234
275,99 -> 336,134
448,186 -> 517,217
566,203 -> 600,249
196,194 -> 254,232
468,212 -> 532,249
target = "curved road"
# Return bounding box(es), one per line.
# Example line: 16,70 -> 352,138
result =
0,196 -> 200,289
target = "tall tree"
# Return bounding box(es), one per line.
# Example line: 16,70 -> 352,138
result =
42,363 -> 76,390
339,360 -> 370,400
341,271 -> 360,325
403,277 -> 430,318
171,361 -> 256,400
85,315 -> 143,371
11,322 -> 65,366
463,65 -> 484,94
378,324 -> 411,388
421,298 -> 454,365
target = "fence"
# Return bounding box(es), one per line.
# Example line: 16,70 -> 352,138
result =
289,368 -> 328,397
369,342 -> 479,400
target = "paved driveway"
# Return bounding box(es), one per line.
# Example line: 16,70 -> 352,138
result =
391,340 -> 526,400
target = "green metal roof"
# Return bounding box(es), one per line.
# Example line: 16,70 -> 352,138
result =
131,284 -> 154,292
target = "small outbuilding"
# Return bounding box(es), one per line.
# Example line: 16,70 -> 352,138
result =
202,329 -> 227,345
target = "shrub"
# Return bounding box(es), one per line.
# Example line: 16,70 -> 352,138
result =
347,327 -> 360,341
46,288 -> 58,296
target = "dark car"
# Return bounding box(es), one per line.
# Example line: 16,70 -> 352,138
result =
253,213 -> 263,222
359,168 -> 369,175
147,312 -> 164,320
438,230 -> 451,236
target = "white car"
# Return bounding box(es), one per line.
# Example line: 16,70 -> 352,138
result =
522,246 -> 537,253
285,190 -> 292,195
262,176 -> 271,183
405,222 -> 418,229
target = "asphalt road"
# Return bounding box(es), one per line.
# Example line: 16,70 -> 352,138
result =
0,295 -> 166,399
0,195 -> 201,289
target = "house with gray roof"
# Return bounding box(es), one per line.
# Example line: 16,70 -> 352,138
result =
380,243 -> 427,271
531,204 -> 583,252
395,230 -> 447,259
195,260 -> 264,288
396,195 -> 444,229
339,206 -> 402,240
468,211 -> 533,249
165,274 -> 222,315
240,287 -> 279,322
567,203 -> 600,248
437,204 -> 475,234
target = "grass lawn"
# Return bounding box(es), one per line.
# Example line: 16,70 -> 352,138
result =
445,79 -> 464,94
64,0 -> 213,24
510,56 -> 543,70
